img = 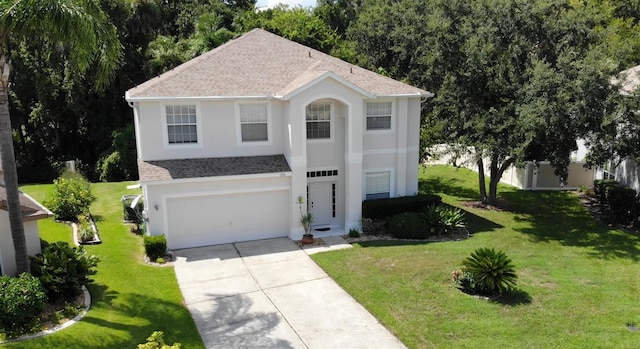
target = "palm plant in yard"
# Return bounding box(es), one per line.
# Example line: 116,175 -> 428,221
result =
0,0 -> 121,274
461,248 -> 517,295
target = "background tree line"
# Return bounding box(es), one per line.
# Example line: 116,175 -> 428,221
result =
8,0 -> 640,203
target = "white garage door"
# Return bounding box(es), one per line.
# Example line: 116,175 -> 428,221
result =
166,190 -> 289,249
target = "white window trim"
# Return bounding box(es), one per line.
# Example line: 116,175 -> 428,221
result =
364,100 -> 395,134
363,168 -> 395,200
161,102 -> 203,149
235,102 -> 272,146
306,101 -> 335,143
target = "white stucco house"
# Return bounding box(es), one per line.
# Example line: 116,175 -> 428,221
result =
125,29 -> 432,250
0,172 -> 52,276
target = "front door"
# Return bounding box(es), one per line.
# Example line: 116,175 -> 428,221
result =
308,182 -> 335,227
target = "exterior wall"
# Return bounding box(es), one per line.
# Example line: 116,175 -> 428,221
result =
0,217 -> 41,276
287,78 -> 365,237
134,78 -> 423,244
615,158 -> 640,192
134,99 -> 284,161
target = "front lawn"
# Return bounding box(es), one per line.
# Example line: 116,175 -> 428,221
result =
313,165 -> 640,348
2,182 -> 203,348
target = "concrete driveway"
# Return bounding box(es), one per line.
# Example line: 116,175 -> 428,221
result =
173,237 -> 406,349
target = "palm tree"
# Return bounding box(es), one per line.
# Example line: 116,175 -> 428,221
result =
0,0 -> 122,274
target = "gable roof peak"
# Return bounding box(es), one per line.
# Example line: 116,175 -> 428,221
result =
126,29 -> 431,100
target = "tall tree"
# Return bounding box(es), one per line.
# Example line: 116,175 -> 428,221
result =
350,0 -> 639,204
0,0 -> 121,274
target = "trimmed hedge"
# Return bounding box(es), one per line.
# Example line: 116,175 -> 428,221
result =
593,179 -> 619,207
607,185 -> 638,224
144,235 -> 167,260
388,212 -> 430,239
363,194 -> 442,220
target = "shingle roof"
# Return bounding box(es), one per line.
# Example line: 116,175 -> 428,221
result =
127,29 -> 431,99
138,154 -> 291,182
0,186 -> 53,222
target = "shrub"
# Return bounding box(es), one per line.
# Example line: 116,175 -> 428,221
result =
421,205 -> 444,235
144,235 -> 167,260
439,206 -> 466,231
99,151 -> 126,182
46,172 -> 96,220
30,242 -> 100,302
361,218 -> 387,235
362,194 -> 442,220
452,269 -> 475,292
348,228 -> 360,238
77,215 -> 95,243
606,185 -> 638,224
156,257 -> 166,264
0,273 -> 47,329
593,179 -> 619,206
138,331 -> 182,349
461,248 -> 517,296
388,212 -> 429,239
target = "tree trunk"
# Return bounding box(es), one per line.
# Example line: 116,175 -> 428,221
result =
487,156 -> 517,205
0,58 -> 29,275
477,157 -> 488,203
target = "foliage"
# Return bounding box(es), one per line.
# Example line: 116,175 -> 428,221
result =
593,179 -> 619,204
439,206 -> 466,230
420,205 -> 444,235
30,242 -> 99,302
236,5 -> 339,54
362,194 -> 442,219
46,172 -> 96,220
144,235 -> 167,260
156,257 -> 165,264
360,217 -> 387,236
98,125 -> 138,182
137,331 -> 182,349
461,248 -> 517,296
348,228 -> 360,238
606,185 -> 638,224
297,196 -> 315,235
388,212 -> 429,239
0,273 -> 47,330
451,269 -> 475,293
349,0 -> 640,204
77,215 -> 95,243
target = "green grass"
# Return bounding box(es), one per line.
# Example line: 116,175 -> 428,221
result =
312,165 -> 640,348
3,182 -> 203,348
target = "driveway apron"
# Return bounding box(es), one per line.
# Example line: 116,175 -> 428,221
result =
173,237 -> 406,349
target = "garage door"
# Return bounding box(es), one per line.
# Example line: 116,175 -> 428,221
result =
166,190 -> 289,249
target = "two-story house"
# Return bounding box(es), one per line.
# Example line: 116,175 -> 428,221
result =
125,29 -> 432,250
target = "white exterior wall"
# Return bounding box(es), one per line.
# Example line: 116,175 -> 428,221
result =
134,100 -> 284,161
0,217 -> 41,276
133,78 -> 424,245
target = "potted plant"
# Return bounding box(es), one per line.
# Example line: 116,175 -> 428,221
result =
297,196 -> 314,244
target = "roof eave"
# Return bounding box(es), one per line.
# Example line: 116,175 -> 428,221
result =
125,95 -> 275,102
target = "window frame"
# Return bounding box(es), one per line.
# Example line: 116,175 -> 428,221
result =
364,169 -> 394,200
306,102 -> 334,142
236,102 -> 272,145
365,101 -> 394,133
161,103 -> 203,149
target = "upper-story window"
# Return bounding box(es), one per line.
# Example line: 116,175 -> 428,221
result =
306,103 -> 331,139
239,103 -> 268,142
366,102 -> 392,130
166,105 -> 198,144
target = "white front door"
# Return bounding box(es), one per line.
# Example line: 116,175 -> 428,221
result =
308,182 -> 335,227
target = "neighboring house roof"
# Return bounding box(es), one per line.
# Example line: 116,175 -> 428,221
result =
613,64 -> 640,94
138,155 -> 292,182
126,28 -> 431,100
0,186 -> 53,222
